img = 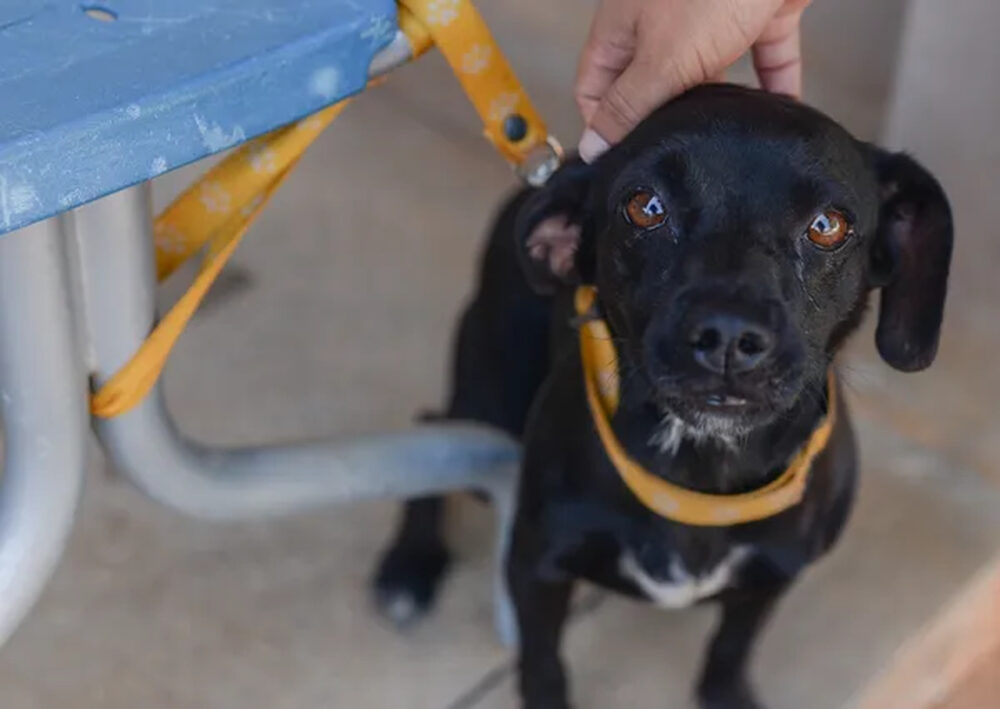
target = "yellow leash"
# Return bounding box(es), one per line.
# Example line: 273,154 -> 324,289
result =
575,286 -> 837,527
91,107 -> 342,417
92,1 -> 560,418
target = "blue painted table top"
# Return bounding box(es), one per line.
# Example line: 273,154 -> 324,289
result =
0,0 -> 398,235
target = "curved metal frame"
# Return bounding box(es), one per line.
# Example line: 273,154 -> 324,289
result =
76,186 -> 519,644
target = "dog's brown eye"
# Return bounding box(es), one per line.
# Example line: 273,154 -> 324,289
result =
624,190 -> 667,229
807,210 -> 851,249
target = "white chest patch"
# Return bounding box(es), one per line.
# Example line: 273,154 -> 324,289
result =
619,546 -> 752,609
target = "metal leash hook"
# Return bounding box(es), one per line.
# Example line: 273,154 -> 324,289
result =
516,135 -> 565,187
398,0 -> 564,186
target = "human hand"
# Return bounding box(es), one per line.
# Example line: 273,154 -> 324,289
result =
575,0 -> 810,161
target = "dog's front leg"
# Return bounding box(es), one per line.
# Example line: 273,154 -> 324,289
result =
508,527 -> 574,709
695,583 -> 789,709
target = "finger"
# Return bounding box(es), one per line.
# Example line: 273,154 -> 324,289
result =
582,58 -> 687,161
752,10 -> 804,97
575,9 -> 636,123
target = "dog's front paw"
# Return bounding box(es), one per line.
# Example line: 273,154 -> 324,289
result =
697,682 -> 765,709
372,542 -> 451,628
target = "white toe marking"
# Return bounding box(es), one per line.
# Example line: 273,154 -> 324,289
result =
384,593 -> 418,625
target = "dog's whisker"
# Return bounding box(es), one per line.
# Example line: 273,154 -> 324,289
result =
836,363 -> 882,395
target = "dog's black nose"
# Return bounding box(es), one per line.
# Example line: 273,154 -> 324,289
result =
688,313 -> 775,374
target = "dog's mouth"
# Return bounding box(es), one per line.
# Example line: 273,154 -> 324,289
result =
703,393 -> 752,409
651,377 -> 800,436
677,391 -> 768,423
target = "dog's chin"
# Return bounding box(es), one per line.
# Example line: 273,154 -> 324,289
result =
668,398 -> 772,439
646,397 -> 764,455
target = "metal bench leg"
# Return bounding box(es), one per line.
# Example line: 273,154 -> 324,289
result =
71,183 -> 519,644
0,217 -> 88,646
490,482 -> 518,647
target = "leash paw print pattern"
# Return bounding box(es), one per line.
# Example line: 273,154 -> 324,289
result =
399,0 -> 549,163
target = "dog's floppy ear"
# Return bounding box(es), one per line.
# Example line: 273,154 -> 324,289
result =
514,157 -> 596,295
867,147 -> 954,371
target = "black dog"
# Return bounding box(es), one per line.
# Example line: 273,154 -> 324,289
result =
374,85 -> 952,709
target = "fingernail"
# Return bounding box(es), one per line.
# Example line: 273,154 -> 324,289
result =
578,129 -> 610,164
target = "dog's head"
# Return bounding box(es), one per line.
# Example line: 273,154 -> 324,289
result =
517,84 -> 952,437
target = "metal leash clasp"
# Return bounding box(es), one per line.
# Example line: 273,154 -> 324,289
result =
516,135 -> 565,187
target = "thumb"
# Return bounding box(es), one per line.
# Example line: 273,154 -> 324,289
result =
579,59 -> 686,162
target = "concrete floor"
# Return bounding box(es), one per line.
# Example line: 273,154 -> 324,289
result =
3,1 -> 1000,708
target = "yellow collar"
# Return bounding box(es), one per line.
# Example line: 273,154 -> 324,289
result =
575,286 -> 836,527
